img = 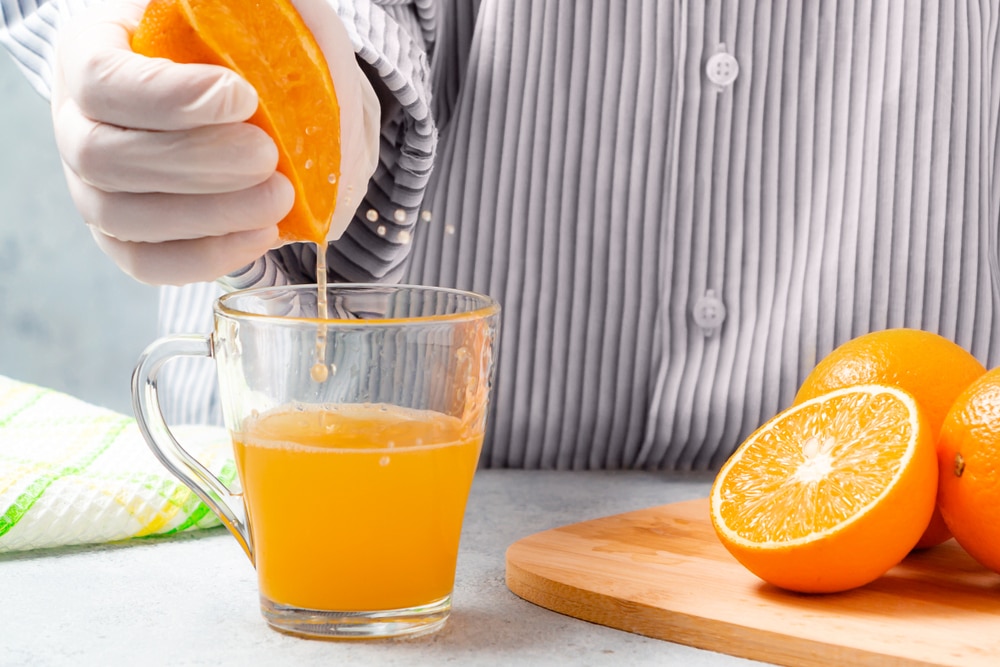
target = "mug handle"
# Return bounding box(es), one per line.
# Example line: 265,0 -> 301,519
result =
131,334 -> 253,563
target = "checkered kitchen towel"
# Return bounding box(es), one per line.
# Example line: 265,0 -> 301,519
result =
0,375 -> 234,552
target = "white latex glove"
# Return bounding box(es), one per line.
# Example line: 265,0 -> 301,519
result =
51,0 -> 380,286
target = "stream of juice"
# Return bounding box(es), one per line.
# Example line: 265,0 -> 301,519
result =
310,242 -> 329,382
232,403 -> 483,611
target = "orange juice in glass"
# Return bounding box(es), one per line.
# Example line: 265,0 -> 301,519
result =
233,403 -> 483,613
133,284 -> 499,639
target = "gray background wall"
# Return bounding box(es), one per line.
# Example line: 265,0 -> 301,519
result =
0,53 -> 159,415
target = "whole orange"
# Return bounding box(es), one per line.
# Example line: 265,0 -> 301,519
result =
936,367 -> 1000,573
794,328 -> 986,548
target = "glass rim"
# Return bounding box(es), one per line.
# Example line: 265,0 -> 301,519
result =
215,283 -> 501,325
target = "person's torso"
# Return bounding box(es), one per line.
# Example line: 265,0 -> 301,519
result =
404,0 -> 1000,470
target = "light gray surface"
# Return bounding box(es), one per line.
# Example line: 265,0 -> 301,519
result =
0,53 -> 159,415
1,470 -> 767,667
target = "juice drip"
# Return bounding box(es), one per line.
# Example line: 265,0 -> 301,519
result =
311,242 -> 329,382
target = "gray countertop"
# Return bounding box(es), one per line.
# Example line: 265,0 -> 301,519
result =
2,470 -> 766,667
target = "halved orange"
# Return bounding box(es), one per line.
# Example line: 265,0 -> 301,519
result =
131,0 -> 341,244
711,384 -> 937,593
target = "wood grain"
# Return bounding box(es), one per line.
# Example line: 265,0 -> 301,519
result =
505,498 -> 1000,666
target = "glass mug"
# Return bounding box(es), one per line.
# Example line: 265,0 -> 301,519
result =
132,284 -> 500,639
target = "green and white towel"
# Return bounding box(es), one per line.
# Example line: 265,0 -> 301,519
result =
0,375 -> 233,553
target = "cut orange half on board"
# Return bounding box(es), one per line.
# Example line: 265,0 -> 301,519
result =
710,384 -> 937,593
132,0 -> 341,244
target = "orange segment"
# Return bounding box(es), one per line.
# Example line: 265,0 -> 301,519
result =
711,384 -> 937,593
132,0 -> 341,244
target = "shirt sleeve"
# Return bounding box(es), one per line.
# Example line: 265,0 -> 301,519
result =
0,0 -> 76,98
219,0 -> 439,290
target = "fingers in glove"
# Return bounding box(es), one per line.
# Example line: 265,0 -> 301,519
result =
56,1 -> 258,131
55,100 -> 279,194
89,225 -> 281,286
67,172 -> 295,243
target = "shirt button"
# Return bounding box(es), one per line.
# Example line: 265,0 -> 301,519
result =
693,290 -> 726,335
705,51 -> 739,87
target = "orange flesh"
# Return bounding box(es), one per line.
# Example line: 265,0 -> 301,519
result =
717,391 -> 911,544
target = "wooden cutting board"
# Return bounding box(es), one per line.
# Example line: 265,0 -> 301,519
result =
505,498 -> 1000,666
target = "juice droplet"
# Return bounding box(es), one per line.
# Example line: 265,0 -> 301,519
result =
329,363 -> 337,376
393,209 -> 407,223
377,224 -> 387,236
366,209 -> 379,222
304,159 -> 313,170
328,173 -> 337,184
397,230 -> 412,244
379,455 -> 390,467
445,225 -> 456,235
420,210 -> 432,222
310,361 -> 329,383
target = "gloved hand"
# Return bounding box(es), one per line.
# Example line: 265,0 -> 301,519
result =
51,0 -> 380,286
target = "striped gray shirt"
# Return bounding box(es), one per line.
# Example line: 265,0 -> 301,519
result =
5,0 -> 1000,470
